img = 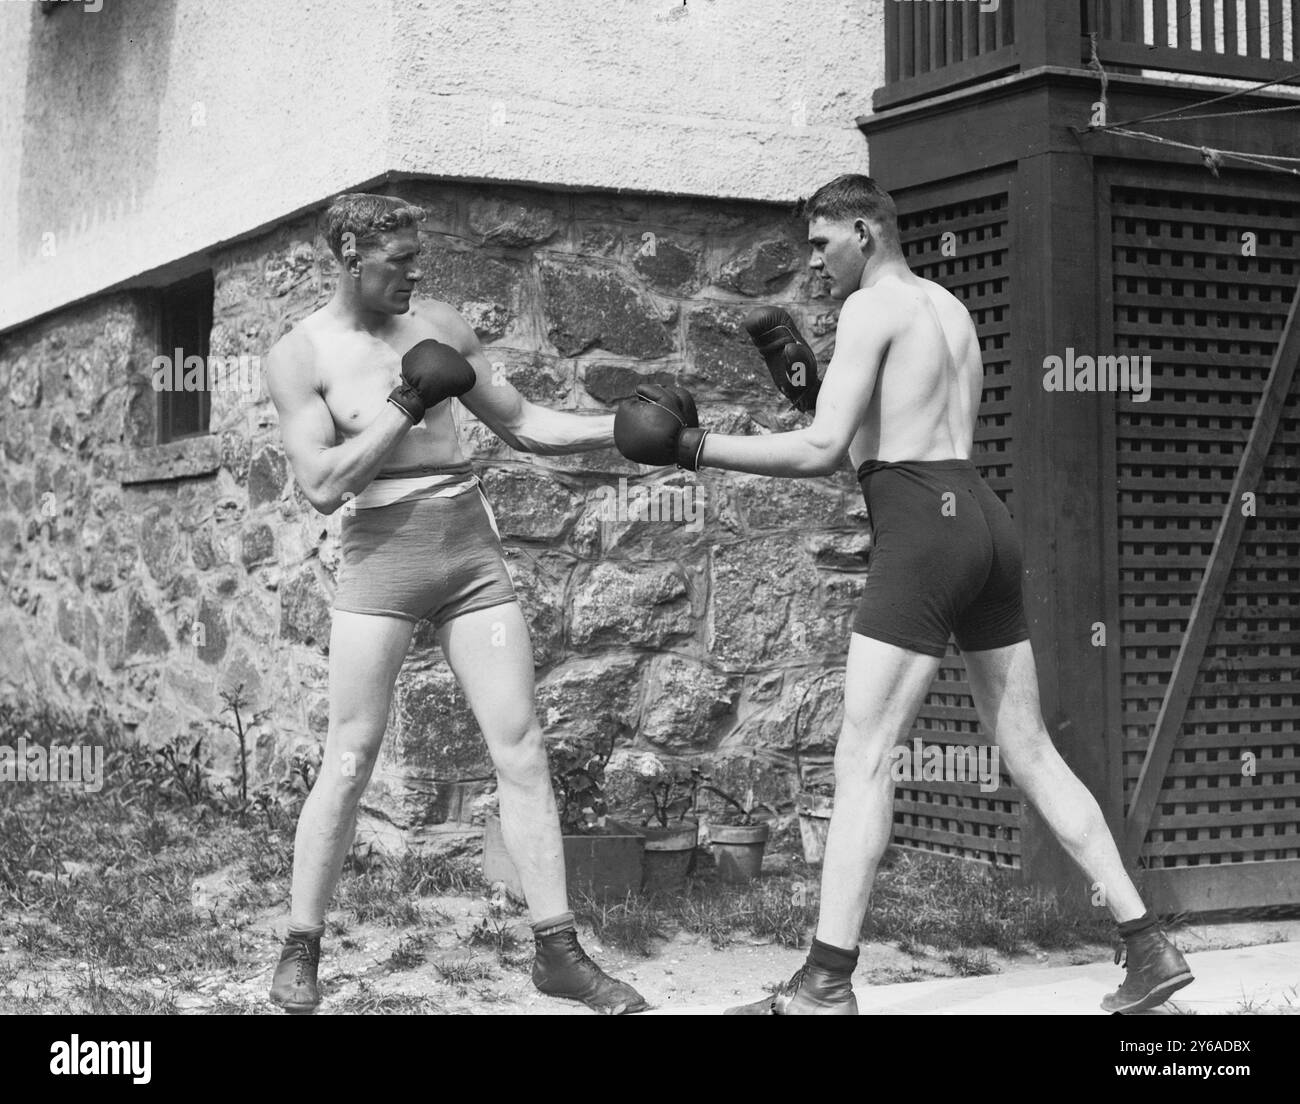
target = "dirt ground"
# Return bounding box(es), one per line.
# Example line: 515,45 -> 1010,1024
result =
7,876 -> 1296,1016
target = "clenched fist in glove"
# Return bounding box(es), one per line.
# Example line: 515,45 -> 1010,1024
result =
614,384 -> 708,471
744,306 -> 820,414
388,339 -> 477,424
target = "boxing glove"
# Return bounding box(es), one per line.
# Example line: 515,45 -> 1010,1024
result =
744,306 -> 820,413
614,384 -> 708,471
388,339 -> 477,423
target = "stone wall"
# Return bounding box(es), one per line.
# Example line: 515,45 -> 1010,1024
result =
0,181 -> 870,841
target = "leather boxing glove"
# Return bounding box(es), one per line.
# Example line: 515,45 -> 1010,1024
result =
388,339 -> 477,423
743,306 -> 820,413
614,384 -> 708,471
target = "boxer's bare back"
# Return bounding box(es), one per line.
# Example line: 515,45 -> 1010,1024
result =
827,274 -> 985,471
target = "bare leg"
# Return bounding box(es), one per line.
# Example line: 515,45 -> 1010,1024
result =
814,634 -> 943,949
964,640 -> 1145,923
289,610 -> 414,929
438,601 -> 567,921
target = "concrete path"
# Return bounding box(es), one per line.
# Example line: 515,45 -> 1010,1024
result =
646,939 -> 1300,1015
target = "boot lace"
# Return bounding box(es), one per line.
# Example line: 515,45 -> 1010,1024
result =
290,936 -> 320,986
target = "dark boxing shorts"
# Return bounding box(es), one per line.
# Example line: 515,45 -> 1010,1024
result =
852,459 -> 1031,658
332,479 -> 517,628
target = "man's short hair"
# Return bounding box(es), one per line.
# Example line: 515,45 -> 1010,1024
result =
320,193 -> 426,261
802,175 -> 899,241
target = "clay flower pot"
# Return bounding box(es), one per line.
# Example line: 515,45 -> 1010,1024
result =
640,821 -> 698,893
708,822 -> 770,883
482,815 -> 644,903
796,792 -> 834,865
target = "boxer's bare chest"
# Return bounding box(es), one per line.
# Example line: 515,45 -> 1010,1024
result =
307,314 -> 462,464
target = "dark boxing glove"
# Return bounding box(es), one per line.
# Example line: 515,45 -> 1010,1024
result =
743,306 -> 820,414
614,384 -> 708,471
388,339 -> 477,424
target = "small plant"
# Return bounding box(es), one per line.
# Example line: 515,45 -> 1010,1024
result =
573,890 -> 664,957
150,733 -> 214,807
697,780 -> 775,827
215,685 -> 270,806
387,934 -> 427,971
607,751 -> 703,829
467,904 -> 521,958
548,736 -> 614,835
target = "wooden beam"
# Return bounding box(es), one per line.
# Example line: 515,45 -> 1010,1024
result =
917,0 -> 931,75
1269,0 -> 1285,61
1141,858 -> 1300,913
962,1 -> 980,61
1094,38 -> 1300,82
1125,282 -> 1300,858
1224,0 -> 1240,57
1246,0 -> 1264,58
885,0 -> 899,84
1154,0 -> 1171,48
900,1 -> 915,81
1176,0 -> 1193,50
948,1 -> 964,71
931,0 -> 948,71
997,0 -> 1015,50
1200,0 -> 1219,54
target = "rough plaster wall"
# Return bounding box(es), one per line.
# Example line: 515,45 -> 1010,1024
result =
0,0 -> 879,331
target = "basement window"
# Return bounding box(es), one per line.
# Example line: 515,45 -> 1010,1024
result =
155,271 -> 215,444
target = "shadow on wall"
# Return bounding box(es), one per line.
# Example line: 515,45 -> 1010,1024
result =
18,0 -> 179,259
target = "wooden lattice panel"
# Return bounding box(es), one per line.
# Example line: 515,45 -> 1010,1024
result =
1112,184 -> 1300,870
890,185 -> 1022,867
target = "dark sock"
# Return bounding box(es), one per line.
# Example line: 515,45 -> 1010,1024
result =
1118,910 -> 1158,939
287,923 -> 325,941
808,938 -> 859,976
532,912 -> 577,940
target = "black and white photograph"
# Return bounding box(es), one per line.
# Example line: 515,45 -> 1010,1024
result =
0,0 -> 1296,1079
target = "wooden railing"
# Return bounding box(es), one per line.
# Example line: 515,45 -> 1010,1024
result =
880,0 -> 1021,108
1088,0 -> 1300,84
877,1 -> 1300,111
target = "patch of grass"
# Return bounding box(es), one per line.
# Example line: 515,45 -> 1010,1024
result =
387,934 -> 427,971
944,948 -> 994,977
467,913 -> 521,956
746,880 -> 817,947
0,698 -> 307,988
434,958 -> 496,994
397,851 -> 486,897
69,966 -> 180,1015
574,892 -> 665,957
333,980 -> 446,1015
672,893 -> 738,949
335,872 -> 422,927
866,850 -> 1113,955
207,996 -> 273,1015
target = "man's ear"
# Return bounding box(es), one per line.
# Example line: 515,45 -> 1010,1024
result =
342,232 -> 361,277
854,218 -> 873,253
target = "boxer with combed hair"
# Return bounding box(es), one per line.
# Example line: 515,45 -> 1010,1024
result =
615,174 -> 1192,1016
264,193 -> 646,1015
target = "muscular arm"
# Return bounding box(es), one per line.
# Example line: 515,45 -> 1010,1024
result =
698,292 -> 895,477
266,338 -> 412,515
435,307 -> 614,455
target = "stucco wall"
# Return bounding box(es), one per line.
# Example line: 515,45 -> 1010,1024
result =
0,0 -> 879,331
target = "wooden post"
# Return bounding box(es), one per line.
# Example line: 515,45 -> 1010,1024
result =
1009,138 -> 1118,904
1019,0 -> 1083,68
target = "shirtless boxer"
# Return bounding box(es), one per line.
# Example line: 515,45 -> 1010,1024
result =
614,175 -> 1193,1015
263,193 -> 646,1014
